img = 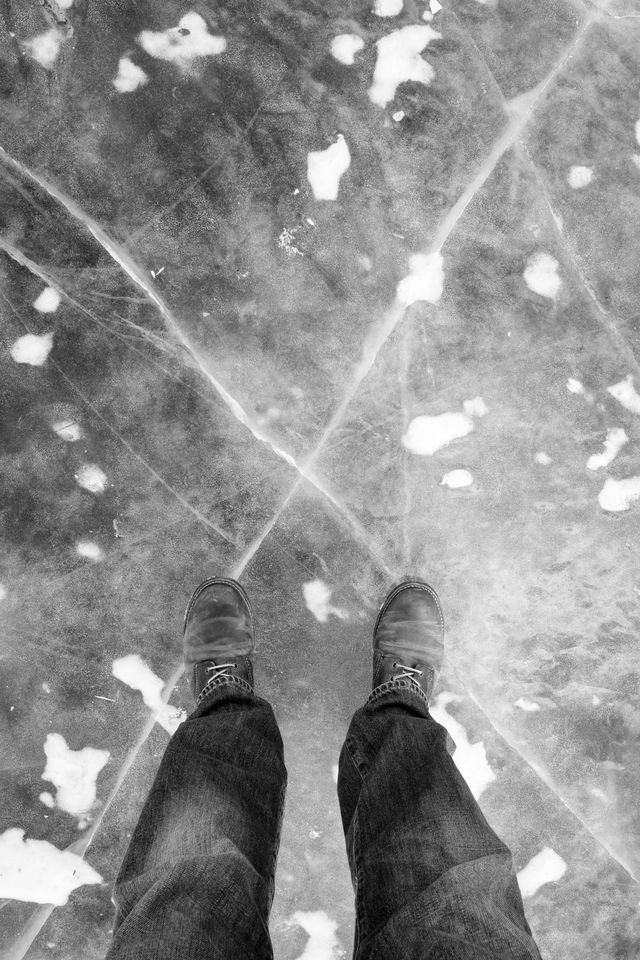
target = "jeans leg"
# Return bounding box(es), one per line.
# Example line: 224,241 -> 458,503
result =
106,677 -> 287,960
338,679 -> 542,960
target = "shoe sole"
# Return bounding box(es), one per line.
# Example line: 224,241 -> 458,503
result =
183,576 -> 255,635
373,578 -> 445,645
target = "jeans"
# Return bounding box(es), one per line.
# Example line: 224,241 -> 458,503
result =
106,675 -> 542,960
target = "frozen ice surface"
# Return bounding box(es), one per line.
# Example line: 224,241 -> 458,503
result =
2,1 -> 640,957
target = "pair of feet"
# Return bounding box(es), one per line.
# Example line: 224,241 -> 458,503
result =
183,578 -> 445,708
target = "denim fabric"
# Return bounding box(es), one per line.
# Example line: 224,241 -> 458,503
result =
107,676 -> 542,960
107,677 -> 286,960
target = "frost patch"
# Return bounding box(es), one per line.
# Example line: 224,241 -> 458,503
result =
10,332 -> 54,366
396,252 -> 444,305
0,829 -> 102,906
523,251 -> 561,299
330,34 -> 364,65
430,693 -> 496,799
113,56 -> 149,92
307,135 -> 350,201
75,464 -> 107,494
112,654 -> 186,735
368,25 -> 440,108
138,12 -> 226,72
586,428 -> 628,471
24,29 -> 65,69
568,165 -> 593,189
40,733 -> 109,827
517,847 -> 567,898
303,580 -> 347,624
53,419 -> 82,442
402,412 -> 473,456
515,698 -> 541,712
373,0 -> 403,15
33,287 -> 61,313
607,374 -> 640,415
286,910 -> 340,960
76,540 -> 103,562
441,469 -> 473,489
598,476 -> 640,513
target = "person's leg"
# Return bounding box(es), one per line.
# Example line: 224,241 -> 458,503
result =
337,581 -> 542,960
107,578 -> 286,960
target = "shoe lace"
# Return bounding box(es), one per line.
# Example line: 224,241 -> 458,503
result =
206,662 -> 238,681
392,662 -> 423,685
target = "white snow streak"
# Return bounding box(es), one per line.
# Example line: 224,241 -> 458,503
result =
0,829 -> 102,905
607,374 -> 640,415
396,252 -> 444,305
113,57 -> 149,93
40,733 -> 110,826
430,692 -> 496,799
517,847 -> 567,898
368,25 -> 440,108
112,654 -> 186,734
138,13 -> 226,71
523,251 -> 561,299
10,332 -> 54,366
586,428 -> 628,471
598,476 -> 640,513
303,580 -> 347,624
307,136 -> 351,201
33,287 -> 61,313
330,34 -> 364,65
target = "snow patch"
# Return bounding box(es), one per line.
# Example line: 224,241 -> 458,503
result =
635,118 -> 640,146
368,25 -> 440,108
523,251 -> 561,299
515,697 -> 541,712
138,13 -> 226,71
566,378 -> 586,395
402,412 -> 473,456
462,396 -> 488,418
441,469 -> 473,489
24,29 -> 65,69
76,540 -> 103,562
10,332 -> 54,366
373,0 -> 403,15
287,910 -> 341,960
33,287 -> 61,313
112,654 -> 186,735
40,733 -> 109,827
57,0 -> 74,7
586,428 -> 628,471
113,56 -> 149,93
303,580 -> 347,624
0,829 -> 102,906
568,165 -> 593,189
392,109 -> 405,121
0,583 -> 6,600
430,692 -> 496,799
535,451 -> 552,465
42,681 -> 52,693
607,374 -> 640,415
332,764 -> 339,784
307,135 -> 351,201
598,476 -> 640,513
75,464 -> 107,494
330,34 -> 364,65
53,419 -> 82,442
517,847 -> 567,898
396,252 -> 444,305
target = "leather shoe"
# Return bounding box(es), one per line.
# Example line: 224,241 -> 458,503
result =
372,578 -> 444,703
183,577 -> 255,706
